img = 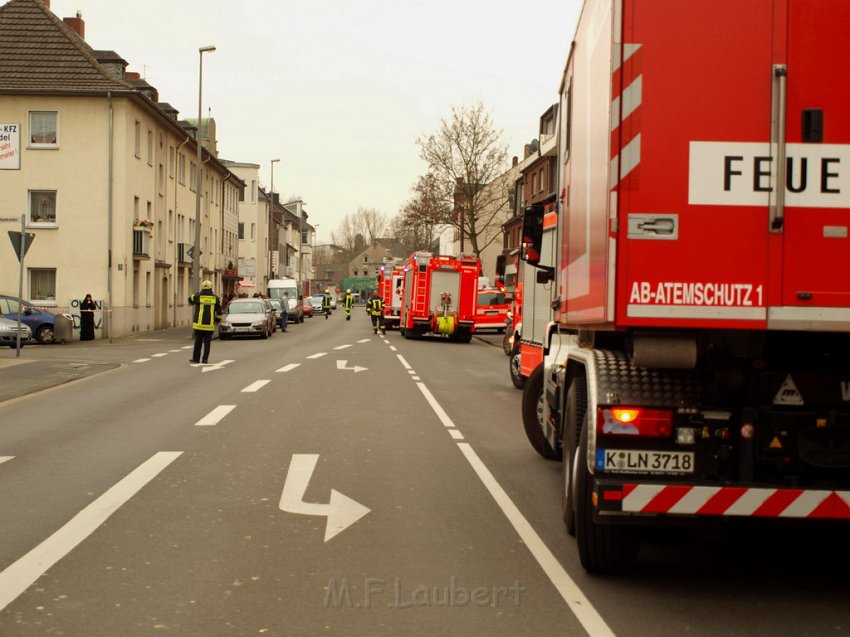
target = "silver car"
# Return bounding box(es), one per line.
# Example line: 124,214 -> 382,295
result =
218,298 -> 275,340
0,316 -> 32,348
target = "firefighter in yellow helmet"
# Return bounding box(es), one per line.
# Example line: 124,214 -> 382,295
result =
343,289 -> 354,320
322,288 -> 332,319
368,289 -> 386,335
188,279 -> 222,364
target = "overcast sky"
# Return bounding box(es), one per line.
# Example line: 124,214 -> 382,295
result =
53,0 -> 582,242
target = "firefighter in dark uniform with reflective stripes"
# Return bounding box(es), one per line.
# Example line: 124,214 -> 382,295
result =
189,279 -> 222,364
368,289 -> 386,335
343,289 -> 354,320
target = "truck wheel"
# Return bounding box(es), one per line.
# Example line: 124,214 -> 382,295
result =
521,365 -> 559,460
575,422 -> 640,573
509,343 -> 525,390
561,375 -> 586,536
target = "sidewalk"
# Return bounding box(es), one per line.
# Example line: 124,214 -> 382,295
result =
0,326 -> 196,403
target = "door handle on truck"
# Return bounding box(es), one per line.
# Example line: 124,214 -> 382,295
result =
627,214 -> 678,240
769,64 -> 788,233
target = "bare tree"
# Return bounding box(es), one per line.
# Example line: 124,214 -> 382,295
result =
330,207 -> 390,261
392,173 -> 448,251
417,101 -> 510,256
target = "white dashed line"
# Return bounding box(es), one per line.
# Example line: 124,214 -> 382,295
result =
396,355 -> 412,370
181,346 -> 193,350
133,358 -> 151,363
412,376 -> 421,381
389,346 -> 397,351
407,370 -> 416,374
152,353 -> 168,358
306,353 -> 327,359
448,430 -> 464,440
242,380 -> 271,393
169,349 -> 183,353
334,344 -> 352,350
276,363 -> 300,373
0,457 -> 13,466
357,339 -> 371,343
195,405 -> 236,427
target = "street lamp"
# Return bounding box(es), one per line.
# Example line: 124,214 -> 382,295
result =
192,44 -> 216,292
313,223 -> 320,289
270,158 -> 280,280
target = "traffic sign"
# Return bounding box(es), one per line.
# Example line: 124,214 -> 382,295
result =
7,231 -> 34,262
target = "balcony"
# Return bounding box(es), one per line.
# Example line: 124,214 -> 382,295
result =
178,243 -> 192,265
133,228 -> 151,259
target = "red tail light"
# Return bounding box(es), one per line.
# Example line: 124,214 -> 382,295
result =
597,407 -> 673,437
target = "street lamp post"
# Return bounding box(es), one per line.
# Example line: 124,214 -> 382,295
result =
192,45 -> 216,293
313,223 -> 320,290
270,158 -> 280,280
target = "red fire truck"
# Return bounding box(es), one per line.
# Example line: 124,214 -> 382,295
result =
399,252 -> 480,342
378,262 -> 404,329
521,0 -> 850,573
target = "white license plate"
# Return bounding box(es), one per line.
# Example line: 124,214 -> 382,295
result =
597,449 -> 694,474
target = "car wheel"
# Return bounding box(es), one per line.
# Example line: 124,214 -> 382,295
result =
36,325 -> 55,344
521,364 -> 559,460
509,344 -> 525,390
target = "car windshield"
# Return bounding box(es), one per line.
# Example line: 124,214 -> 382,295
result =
268,300 -> 281,310
478,292 -> 507,305
228,301 -> 264,314
268,286 -> 297,301
311,295 -> 323,304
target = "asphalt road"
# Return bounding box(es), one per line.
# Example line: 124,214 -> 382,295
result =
1,317 -> 850,636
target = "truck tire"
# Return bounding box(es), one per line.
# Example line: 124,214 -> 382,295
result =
509,343 -> 525,389
521,365 -> 559,460
575,423 -> 640,573
561,375 -> 586,536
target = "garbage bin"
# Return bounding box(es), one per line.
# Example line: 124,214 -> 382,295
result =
54,313 -> 73,344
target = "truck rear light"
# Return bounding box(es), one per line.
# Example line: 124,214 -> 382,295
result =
598,407 -> 673,437
675,427 -> 696,445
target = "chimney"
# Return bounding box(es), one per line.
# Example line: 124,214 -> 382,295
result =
63,11 -> 85,39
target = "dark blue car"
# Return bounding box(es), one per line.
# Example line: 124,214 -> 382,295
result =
0,295 -> 56,344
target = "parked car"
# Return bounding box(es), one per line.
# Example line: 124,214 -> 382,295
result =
474,288 -> 511,333
218,298 -> 275,339
0,316 -> 32,348
0,295 -> 56,344
302,297 -> 314,318
268,298 -> 288,331
310,294 -> 328,315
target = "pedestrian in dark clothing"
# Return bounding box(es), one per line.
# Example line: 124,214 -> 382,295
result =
188,280 -> 222,364
79,293 -> 96,341
368,290 -> 386,335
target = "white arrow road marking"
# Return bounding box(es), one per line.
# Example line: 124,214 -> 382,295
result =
276,363 -> 300,373
307,352 -> 327,359
279,454 -> 370,542
242,380 -> 270,393
200,359 -> 235,373
0,451 -> 182,613
0,457 -> 13,466
336,360 -> 368,373
196,405 -> 236,426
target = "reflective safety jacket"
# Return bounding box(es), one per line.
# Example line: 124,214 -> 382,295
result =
189,289 -> 223,331
368,296 -> 384,316
344,294 -> 353,310
322,295 -> 332,310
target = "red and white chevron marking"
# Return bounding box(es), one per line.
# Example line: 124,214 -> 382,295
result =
618,484 -> 850,519
610,43 -> 643,189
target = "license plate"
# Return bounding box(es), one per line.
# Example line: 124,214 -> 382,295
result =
597,449 -> 694,474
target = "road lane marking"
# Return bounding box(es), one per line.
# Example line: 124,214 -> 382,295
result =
333,344 -> 352,350
457,443 -> 614,636
195,405 -> 236,426
415,383 -> 455,429
357,339 -> 371,343
133,358 -> 151,363
389,346 -> 397,351
181,346 -> 192,350
407,370 -> 416,374
337,360 -> 368,373
201,359 -> 235,373
169,349 -> 183,353
396,355 -> 412,370
412,376 -> 421,381
307,353 -> 327,359
276,364 -> 300,373
0,451 -> 183,613
242,380 -> 271,393
0,457 -> 13,465
448,430 -> 464,440
152,353 -> 168,358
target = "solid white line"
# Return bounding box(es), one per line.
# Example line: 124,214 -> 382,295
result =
334,344 -> 352,350
195,405 -> 236,427
276,363 -> 300,373
415,383 -> 456,428
307,353 -> 327,359
0,457 -> 13,465
396,355 -> 412,370
242,380 -> 271,393
132,358 -> 150,363
457,443 -> 614,637
152,353 -> 168,358
0,451 -> 183,612
448,430 -> 464,440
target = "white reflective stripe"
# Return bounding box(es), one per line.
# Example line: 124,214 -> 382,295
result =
724,488 -> 775,516
621,484 -> 665,512
627,304 -> 767,321
779,490 -> 832,518
624,43 -> 641,63
621,75 -> 642,122
840,492 -> 850,510
611,134 -> 641,187
768,307 -> 850,331
668,486 -> 721,514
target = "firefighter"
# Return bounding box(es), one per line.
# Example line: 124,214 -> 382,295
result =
368,289 -> 386,335
344,289 -> 353,320
188,279 -> 222,364
322,288 -> 332,319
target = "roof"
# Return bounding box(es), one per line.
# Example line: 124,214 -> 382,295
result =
0,0 -> 133,92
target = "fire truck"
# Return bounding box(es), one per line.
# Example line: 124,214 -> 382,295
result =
399,252 -> 480,342
520,0 -> 850,573
378,261 -> 405,329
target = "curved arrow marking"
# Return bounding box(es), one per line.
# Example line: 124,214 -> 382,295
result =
279,454 -> 370,542
336,360 -> 368,373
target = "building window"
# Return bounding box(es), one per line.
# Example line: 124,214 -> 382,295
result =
29,111 -> 58,146
251,223 -> 256,241
147,130 -> 153,165
134,121 -> 141,158
28,190 -> 57,225
179,153 -> 186,184
238,222 -> 244,239
168,146 -> 175,178
29,268 -> 56,303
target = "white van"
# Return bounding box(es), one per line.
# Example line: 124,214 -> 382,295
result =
267,278 -> 304,323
